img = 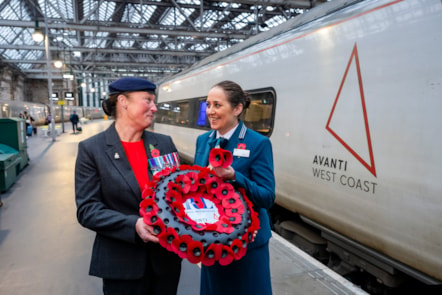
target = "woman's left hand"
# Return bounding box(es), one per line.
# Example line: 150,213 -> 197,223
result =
135,218 -> 159,243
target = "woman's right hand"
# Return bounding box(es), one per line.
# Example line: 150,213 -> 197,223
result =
212,165 -> 235,180
135,218 -> 159,243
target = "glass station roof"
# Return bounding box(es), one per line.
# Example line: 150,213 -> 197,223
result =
0,0 -> 321,82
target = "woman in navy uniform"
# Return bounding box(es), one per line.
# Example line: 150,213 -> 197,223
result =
75,77 -> 182,295
194,80 -> 275,295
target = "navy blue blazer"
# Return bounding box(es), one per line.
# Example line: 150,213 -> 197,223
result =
75,123 -> 179,279
194,121 -> 275,249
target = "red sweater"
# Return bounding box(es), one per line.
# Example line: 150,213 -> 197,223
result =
121,140 -> 149,191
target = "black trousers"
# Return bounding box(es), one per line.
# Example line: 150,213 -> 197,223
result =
102,243 -> 182,295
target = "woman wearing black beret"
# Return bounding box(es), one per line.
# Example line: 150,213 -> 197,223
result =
75,77 -> 182,295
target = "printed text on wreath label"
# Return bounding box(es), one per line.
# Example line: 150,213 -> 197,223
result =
312,155 -> 377,194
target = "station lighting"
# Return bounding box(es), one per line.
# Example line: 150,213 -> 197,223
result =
32,20 -> 44,43
54,59 -> 63,69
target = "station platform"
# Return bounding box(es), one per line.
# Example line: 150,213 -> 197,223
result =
0,120 -> 367,295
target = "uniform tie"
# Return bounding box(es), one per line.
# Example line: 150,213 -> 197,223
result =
217,137 -> 228,148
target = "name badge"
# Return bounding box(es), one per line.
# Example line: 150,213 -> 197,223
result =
233,148 -> 250,158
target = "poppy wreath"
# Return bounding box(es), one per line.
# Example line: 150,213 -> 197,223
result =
139,150 -> 260,266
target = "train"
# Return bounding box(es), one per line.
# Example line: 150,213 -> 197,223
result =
0,99 -> 105,125
153,0 -> 442,293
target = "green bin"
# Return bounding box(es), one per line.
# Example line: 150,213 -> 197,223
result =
0,143 -> 18,154
0,153 -> 19,192
0,118 -> 29,170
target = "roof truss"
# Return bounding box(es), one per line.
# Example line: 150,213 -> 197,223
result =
0,0 -> 325,82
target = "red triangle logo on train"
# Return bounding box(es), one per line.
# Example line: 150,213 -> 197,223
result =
326,43 -> 376,177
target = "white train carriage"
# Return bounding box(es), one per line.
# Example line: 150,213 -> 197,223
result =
0,99 -> 47,125
153,0 -> 442,290
0,100 -> 104,125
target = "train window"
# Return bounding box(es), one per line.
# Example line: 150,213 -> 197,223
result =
155,88 -> 275,136
1,103 -> 10,118
197,101 -> 209,127
156,103 -> 172,124
175,101 -> 191,126
156,100 -> 193,127
240,89 -> 275,137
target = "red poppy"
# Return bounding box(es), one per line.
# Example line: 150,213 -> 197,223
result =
186,171 -> 199,192
225,213 -> 241,224
221,150 -> 233,168
167,181 -> 183,195
237,143 -> 246,150
158,227 -> 179,252
225,204 -> 245,216
201,222 -> 218,231
145,180 -> 157,191
171,234 -> 193,259
209,148 -> 225,168
230,239 -> 245,260
205,176 -> 223,194
142,214 -> 165,236
165,189 -> 182,203
214,182 -> 235,199
221,192 -> 241,208
139,198 -> 159,217
171,201 -> 186,218
216,216 -> 234,234
175,174 -> 191,194
248,211 -> 261,235
141,186 -> 155,200
151,148 -> 160,157
152,220 -> 166,235
186,240 -> 205,264
201,243 -> 223,266
209,149 -> 233,168
219,245 -> 235,266
197,169 -> 214,185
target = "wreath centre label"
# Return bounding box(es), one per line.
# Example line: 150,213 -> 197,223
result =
184,198 -> 220,224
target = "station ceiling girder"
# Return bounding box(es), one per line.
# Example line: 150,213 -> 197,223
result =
0,0 -> 327,82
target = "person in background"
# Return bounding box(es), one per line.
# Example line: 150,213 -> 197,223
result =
70,110 -> 80,134
45,113 -> 52,125
75,77 -> 182,295
24,111 -> 35,136
194,80 -> 275,295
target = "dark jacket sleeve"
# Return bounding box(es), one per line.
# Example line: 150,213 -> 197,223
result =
75,137 -> 140,244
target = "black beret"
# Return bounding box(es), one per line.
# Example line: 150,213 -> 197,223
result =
108,77 -> 156,95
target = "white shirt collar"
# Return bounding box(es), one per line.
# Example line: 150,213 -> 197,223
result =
216,123 -> 239,140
